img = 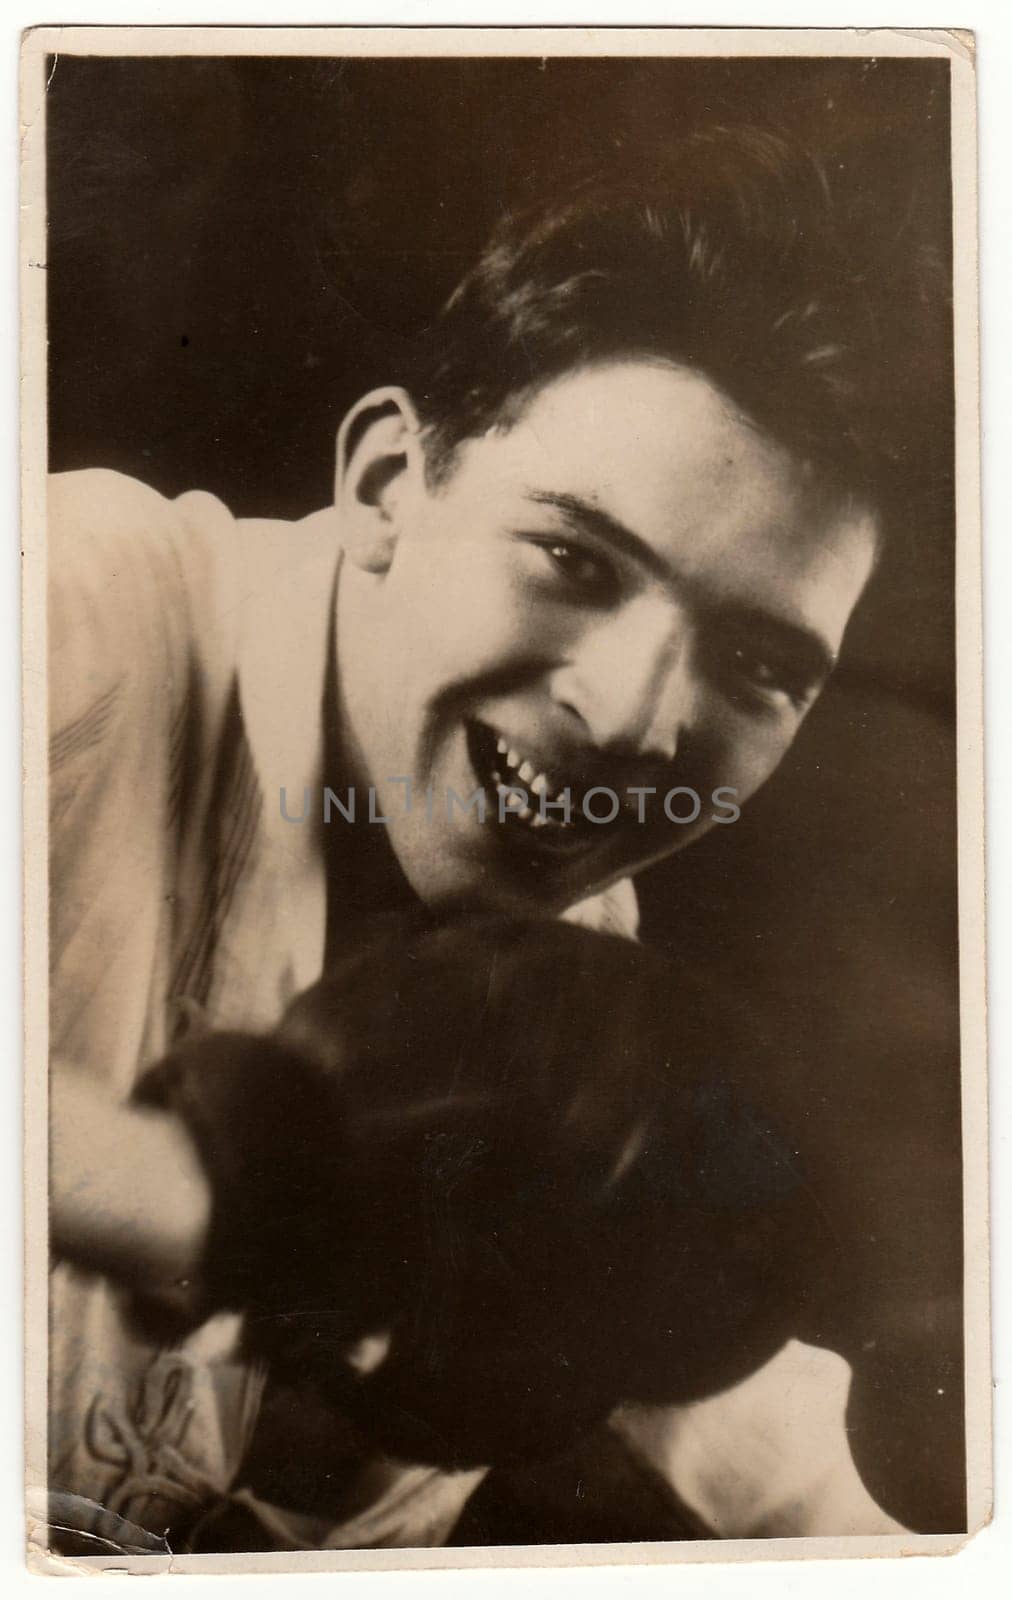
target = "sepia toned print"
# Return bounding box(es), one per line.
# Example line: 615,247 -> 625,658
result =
21,26 -> 986,1572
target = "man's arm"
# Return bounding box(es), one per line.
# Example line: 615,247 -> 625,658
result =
612,1339 -> 908,1537
50,1059 -> 211,1299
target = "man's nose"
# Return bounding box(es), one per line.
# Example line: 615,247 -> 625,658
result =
549,600 -> 691,761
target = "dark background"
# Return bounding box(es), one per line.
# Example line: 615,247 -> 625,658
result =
46,54 -> 961,1533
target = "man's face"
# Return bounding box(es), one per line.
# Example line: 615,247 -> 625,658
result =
335,361 -> 877,915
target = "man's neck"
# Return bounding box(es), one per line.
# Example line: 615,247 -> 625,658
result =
321,592 -> 420,963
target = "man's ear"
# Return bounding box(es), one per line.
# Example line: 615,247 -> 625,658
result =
335,387 -> 427,575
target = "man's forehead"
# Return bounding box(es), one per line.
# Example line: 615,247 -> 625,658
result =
455,360 -> 852,538
447,360 -> 879,651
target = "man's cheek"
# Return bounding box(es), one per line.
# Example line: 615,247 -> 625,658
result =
714,730 -> 795,811
692,704 -> 794,785
434,610 -> 539,684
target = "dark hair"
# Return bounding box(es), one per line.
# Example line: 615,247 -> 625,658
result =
410,124 -> 946,520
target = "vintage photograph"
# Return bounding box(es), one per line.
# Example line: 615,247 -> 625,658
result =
22,26 -> 984,1567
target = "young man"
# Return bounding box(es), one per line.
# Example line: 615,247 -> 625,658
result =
47,127 -> 912,1548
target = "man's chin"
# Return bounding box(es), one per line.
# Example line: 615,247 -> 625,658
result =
399,842 -> 631,921
388,802 -> 706,917
402,859 -> 572,919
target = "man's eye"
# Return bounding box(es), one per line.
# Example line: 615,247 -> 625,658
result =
736,649 -> 780,688
538,539 -> 616,599
730,647 -> 808,709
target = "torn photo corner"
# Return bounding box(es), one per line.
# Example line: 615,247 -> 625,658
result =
20,23 -> 987,1575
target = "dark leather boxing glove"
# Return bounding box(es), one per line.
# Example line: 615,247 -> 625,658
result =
134,1032 -> 359,1335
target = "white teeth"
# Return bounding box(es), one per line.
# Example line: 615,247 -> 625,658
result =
486,733 -> 574,831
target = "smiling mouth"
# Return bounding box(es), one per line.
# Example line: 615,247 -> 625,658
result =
465,721 -> 623,860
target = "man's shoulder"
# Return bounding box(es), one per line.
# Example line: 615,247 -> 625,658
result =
48,468 -> 237,586
48,469 -> 244,672
47,470 -> 248,770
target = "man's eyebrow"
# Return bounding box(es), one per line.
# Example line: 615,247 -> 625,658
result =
525,490 -> 673,585
526,488 -> 838,683
716,603 -> 839,685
